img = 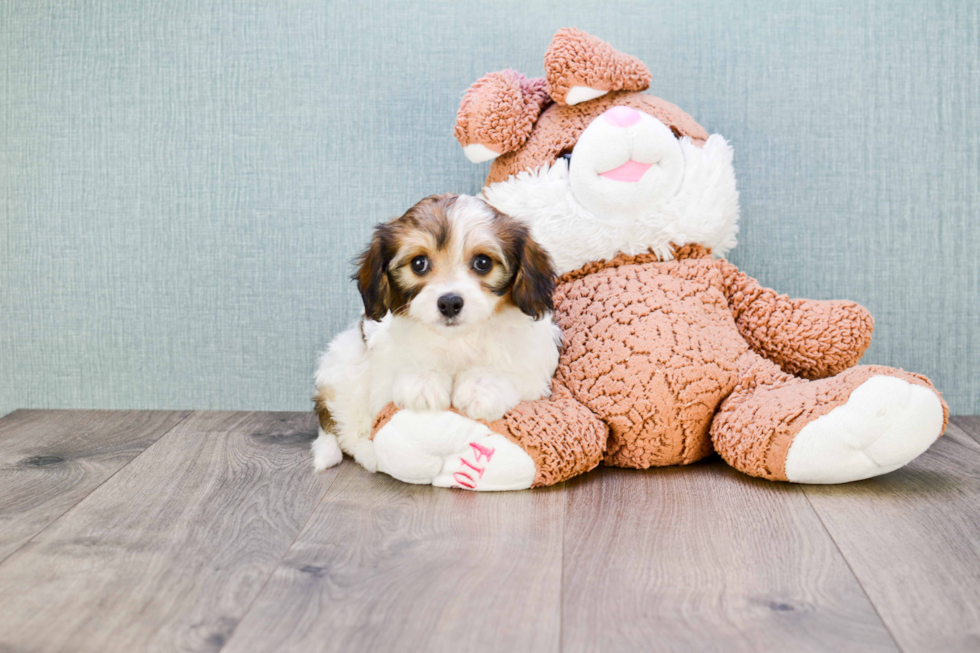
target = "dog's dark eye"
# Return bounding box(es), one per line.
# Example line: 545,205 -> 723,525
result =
410,255 -> 429,275
472,255 -> 493,274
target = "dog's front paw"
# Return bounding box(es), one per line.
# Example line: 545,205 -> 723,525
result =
392,371 -> 452,412
452,369 -> 521,422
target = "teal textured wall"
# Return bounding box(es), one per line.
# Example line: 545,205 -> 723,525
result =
2,0 -> 978,415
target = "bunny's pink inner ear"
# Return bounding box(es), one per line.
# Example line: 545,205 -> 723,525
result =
454,70 -> 551,163
545,28 -> 652,106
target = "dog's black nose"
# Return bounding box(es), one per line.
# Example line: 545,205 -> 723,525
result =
437,293 -> 464,318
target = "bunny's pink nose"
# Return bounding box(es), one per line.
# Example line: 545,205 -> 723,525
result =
602,105 -> 641,128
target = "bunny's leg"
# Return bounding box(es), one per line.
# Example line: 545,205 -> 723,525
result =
372,386 -> 608,491
711,357 -> 947,483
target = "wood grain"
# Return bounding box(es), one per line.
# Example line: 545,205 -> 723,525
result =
0,409 -> 189,562
561,462 -> 899,653
0,411 -> 338,653
222,462 -> 565,653
803,423 -> 980,652
951,416 -> 980,444
2,410 -> 979,652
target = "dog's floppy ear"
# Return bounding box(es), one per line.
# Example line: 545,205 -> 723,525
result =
454,70 -> 551,164
545,28 -> 651,106
353,224 -> 393,322
508,224 -> 556,320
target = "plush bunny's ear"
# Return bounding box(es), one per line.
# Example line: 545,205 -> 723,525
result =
545,28 -> 651,106
454,70 -> 551,163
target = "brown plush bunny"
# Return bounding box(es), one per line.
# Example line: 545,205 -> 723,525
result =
367,28 -> 947,491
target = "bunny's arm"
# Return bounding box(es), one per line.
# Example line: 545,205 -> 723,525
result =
719,260 -> 874,380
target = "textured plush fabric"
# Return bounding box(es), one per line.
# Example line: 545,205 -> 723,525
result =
719,261 -> 875,380
554,246 -> 752,470
413,29 -> 947,488
711,363 -> 948,481
454,71 -> 551,156
487,385 -> 608,487
371,386 -> 609,488
1,2 -> 978,416
564,246 -> 945,470
374,245 -> 948,486
526,247 -> 946,484
544,28 -> 651,105
486,92 -> 708,185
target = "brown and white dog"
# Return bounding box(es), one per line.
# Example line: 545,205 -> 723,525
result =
312,194 -> 560,472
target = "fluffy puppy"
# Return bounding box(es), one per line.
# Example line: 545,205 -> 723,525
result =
312,193 -> 560,472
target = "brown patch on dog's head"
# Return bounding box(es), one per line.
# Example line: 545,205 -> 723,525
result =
490,209 -> 556,319
354,194 -> 556,329
353,225 -> 393,321
353,194 -> 459,321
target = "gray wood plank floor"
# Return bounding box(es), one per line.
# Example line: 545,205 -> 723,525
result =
0,410 -> 977,653
562,466 -> 898,653
0,409 -> 190,563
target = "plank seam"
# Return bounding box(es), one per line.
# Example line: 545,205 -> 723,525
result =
558,481 -> 566,653
950,416 -> 980,446
215,458 -> 345,653
799,486 -> 906,653
0,410 -> 194,567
